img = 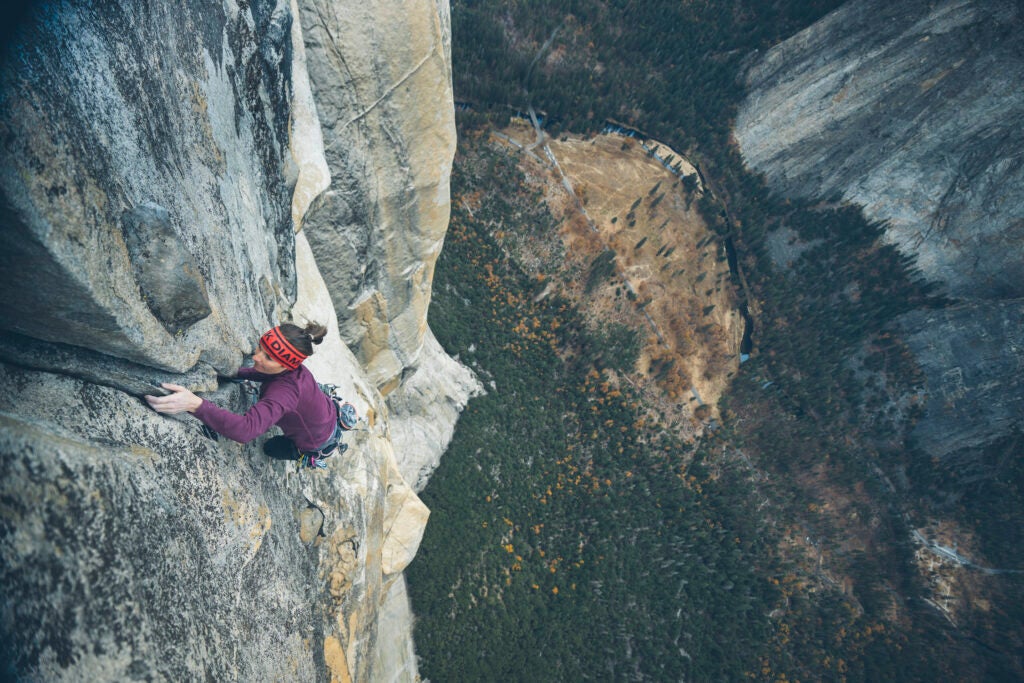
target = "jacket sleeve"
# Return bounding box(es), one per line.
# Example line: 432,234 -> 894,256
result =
193,383 -> 297,443
236,366 -> 271,380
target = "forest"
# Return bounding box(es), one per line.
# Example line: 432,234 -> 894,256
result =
413,141 -> 793,680
407,0 -> 1024,680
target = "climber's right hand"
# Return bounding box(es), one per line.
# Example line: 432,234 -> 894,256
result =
145,383 -> 203,415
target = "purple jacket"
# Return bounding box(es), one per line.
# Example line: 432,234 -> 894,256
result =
194,365 -> 336,451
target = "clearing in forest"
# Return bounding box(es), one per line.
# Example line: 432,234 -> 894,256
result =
495,128 -> 745,429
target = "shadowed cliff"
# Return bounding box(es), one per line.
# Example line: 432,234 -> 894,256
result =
736,0 -> 1024,300
735,0 -> 1024,477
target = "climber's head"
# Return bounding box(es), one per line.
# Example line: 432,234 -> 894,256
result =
255,322 -> 327,373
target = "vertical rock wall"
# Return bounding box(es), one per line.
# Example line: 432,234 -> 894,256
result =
296,0 -> 457,393
0,0 -> 469,681
0,0 -> 296,373
387,332 -> 484,493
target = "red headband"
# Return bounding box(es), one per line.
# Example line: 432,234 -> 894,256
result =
259,326 -> 307,370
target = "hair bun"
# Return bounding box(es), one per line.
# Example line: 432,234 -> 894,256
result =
304,322 -> 328,345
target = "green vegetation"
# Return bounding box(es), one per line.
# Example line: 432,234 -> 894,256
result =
583,249 -> 616,293
408,129 -> 950,682
410,140 -> 779,680
451,0 -> 844,148
409,0 -> 1024,679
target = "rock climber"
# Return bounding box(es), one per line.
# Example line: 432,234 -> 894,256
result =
145,321 -> 346,468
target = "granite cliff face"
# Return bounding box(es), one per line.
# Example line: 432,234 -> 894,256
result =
0,1 -> 470,681
734,0 -> 1024,470
735,0 -> 1024,300
0,0 -> 296,375
297,0 -> 457,393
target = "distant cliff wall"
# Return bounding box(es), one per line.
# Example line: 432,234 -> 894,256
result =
735,0 -> 1024,300
0,1 -> 467,681
734,0 -> 1024,468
